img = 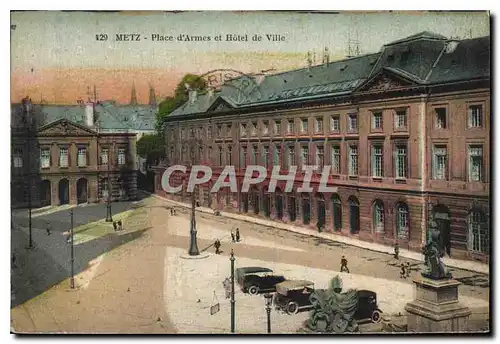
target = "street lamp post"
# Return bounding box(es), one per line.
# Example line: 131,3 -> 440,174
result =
105,154 -> 113,222
69,208 -> 75,289
188,138 -> 200,256
230,249 -> 235,333
264,293 -> 273,333
23,101 -> 34,250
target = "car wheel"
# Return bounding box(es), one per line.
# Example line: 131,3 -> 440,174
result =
371,310 -> 382,323
248,285 -> 259,295
286,301 -> 299,315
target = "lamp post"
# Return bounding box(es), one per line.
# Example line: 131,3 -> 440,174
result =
230,249 -> 235,333
69,208 -> 75,289
105,153 -> 113,222
188,137 -> 200,256
264,293 -> 273,334
22,98 -> 34,250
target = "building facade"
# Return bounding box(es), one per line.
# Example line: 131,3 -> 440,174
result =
153,32 -> 490,262
11,99 -> 138,208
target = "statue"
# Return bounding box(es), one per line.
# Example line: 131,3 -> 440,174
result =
421,221 -> 452,280
305,275 -> 359,333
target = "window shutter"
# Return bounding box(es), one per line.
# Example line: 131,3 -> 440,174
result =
49,147 -> 53,167
86,147 -> 90,166
67,147 -> 71,167
467,108 -> 472,128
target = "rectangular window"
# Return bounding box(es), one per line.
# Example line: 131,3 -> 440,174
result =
348,114 -> 358,132
250,146 -> 257,164
331,145 -> 341,174
240,123 -> 247,137
226,146 -> 232,165
395,109 -> 407,129
40,148 -> 50,168
468,105 -> 483,128
251,122 -> 257,136
207,126 -> 212,139
13,148 -> 23,168
262,146 -> 269,168
469,145 -> 483,182
226,124 -> 232,138
372,112 -> 383,130
348,145 -> 358,176
395,145 -> 407,179
372,144 -> 383,177
301,118 -> 308,134
433,146 -> 447,180
77,147 -> 87,167
117,148 -> 126,165
217,124 -> 223,136
101,148 -> 109,165
330,115 -> 340,132
287,146 -> 295,168
287,120 -> 295,135
262,121 -> 269,136
240,147 -> 247,168
435,108 -> 447,129
274,121 -> 281,135
218,146 -> 223,165
273,144 -> 280,166
301,146 -> 309,167
59,148 -> 69,167
316,146 -> 324,170
315,117 -> 323,133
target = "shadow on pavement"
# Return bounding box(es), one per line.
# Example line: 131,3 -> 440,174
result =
11,227 -> 150,308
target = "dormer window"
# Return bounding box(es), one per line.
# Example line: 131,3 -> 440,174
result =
340,64 -> 348,71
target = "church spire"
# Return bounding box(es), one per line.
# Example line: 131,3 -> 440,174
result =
148,84 -> 157,108
130,82 -> 138,105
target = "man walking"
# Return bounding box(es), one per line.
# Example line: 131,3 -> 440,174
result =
214,239 -> 221,254
235,228 -> 240,243
230,229 -> 235,243
46,222 -> 51,236
340,255 -> 350,273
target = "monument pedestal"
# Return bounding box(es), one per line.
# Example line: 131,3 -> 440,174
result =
405,277 -> 471,333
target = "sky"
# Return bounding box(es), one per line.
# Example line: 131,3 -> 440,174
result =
10,11 -> 490,105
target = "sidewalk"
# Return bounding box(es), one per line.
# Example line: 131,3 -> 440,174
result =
151,193 -> 489,275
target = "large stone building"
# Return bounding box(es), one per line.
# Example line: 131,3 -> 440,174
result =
153,32 -> 490,262
11,98 -> 138,208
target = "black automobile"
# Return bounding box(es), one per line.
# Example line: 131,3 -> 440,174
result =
354,290 -> 383,323
236,267 -> 286,295
273,280 -> 316,314
275,282 -> 383,323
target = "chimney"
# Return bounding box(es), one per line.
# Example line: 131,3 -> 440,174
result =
189,90 -> 197,104
85,101 -> 94,127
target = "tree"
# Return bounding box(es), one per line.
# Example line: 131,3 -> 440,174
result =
137,133 -> 164,166
156,74 -> 207,133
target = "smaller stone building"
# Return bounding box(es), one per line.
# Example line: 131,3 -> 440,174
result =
11,111 -> 138,208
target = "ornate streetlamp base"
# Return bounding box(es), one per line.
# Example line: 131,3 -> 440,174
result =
188,230 -> 200,256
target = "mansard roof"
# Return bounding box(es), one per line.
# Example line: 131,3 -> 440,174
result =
168,32 -> 489,119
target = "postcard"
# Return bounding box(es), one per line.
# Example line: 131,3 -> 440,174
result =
10,10 -> 490,334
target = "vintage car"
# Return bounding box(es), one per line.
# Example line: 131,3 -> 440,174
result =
273,280 -> 315,314
354,290 -> 383,323
235,267 -> 286,295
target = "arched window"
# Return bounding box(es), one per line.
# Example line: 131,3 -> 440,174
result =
349,196 -> 360,234
468,210 -> 489,253
332,194 -> 342,231
396,203 -> 409,239
373,200 -> 385,233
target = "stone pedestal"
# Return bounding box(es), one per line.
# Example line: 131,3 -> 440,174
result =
405,277 -> 471,333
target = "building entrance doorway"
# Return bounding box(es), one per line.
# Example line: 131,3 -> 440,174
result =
59,178 -> 70,205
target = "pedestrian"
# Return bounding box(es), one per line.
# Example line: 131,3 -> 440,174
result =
235,228 -> 240,242
405,262 -> 411,278
113,221 -> 118,231
117,220 -> 123,231
400,263 -> 407,279
230,229 -> 235,243
46,222 -> 51,236
214,239 -> 221,254
170,208 -> 173,216
394,243 -> 400,260
66,230 -> 73,244
222,278 -> 231,299
340,255 -> 349,273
